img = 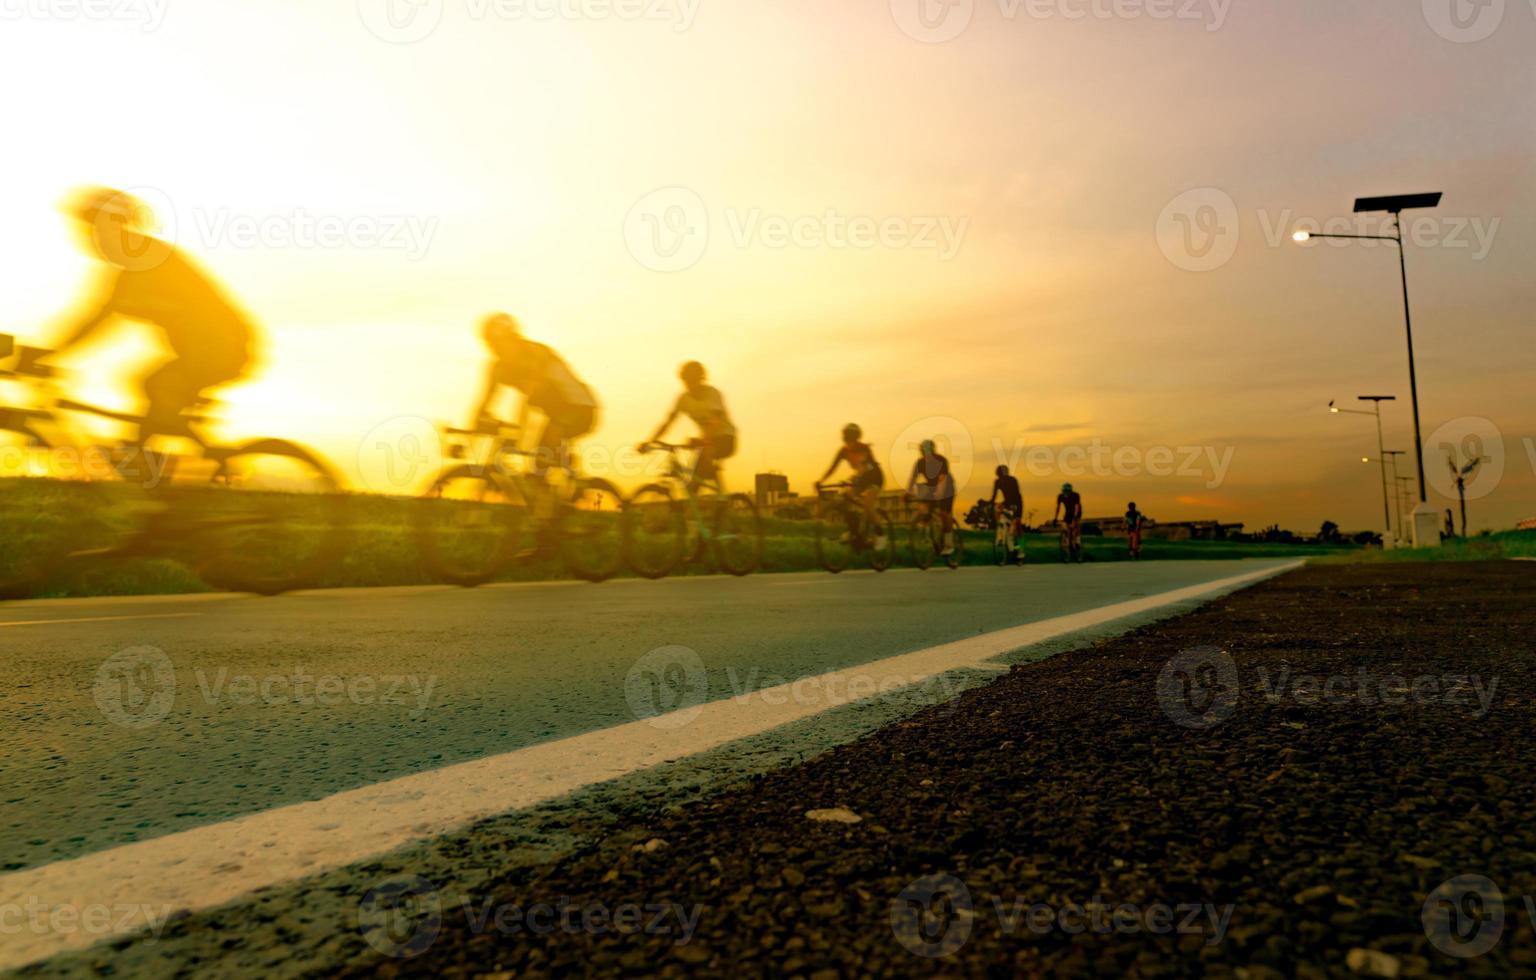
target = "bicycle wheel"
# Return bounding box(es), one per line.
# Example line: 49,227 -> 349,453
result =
713,493 -> 763,576
414,465 -> 524,587
623,483 -> 686,579
814,499 -> 854,573
945,525 -> 964,569
196,440 -> 348,595
560,477 -> 625,583
993,526 -> 1008,565
909,513 -> 937,570
1059,530 -> 1070,564
866,511 -> 896,572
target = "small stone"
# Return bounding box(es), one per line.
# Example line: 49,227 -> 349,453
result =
805,807 -> 862,824
635,838 -> 667,854
1345,948 -> 1400,978
1293,884 -> 1332,905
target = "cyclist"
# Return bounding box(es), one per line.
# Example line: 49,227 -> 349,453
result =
815,423 -> 886,552
906,438 -> 956,555
42,187 -> 256,447
989,464 -> 1024,563
1054,482 -> 1083,559
641,361 -> 736,488
470,312 -> 598,478
1125,501 -> 1145,559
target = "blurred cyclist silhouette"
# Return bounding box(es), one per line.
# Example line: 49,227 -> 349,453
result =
470,313 -> 598,477
41,187 -> 256,447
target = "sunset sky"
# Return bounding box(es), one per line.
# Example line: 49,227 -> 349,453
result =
1,0 -> 1531,531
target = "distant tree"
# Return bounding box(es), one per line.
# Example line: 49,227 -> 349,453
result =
1351,530 -> 1383,546
1319,520 -> 1342,544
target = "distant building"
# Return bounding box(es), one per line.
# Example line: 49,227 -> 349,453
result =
754,472 -> 792,509
1517,517 -> 1536,531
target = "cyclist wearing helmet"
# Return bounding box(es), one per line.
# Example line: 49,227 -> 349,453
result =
990,464 -> 1024,562
471,312 -> 598,474
42,186 -> 256,445
906,438 -> 956,555
642,361 -> 736,486
816,423 -> 886,550
1124,501 -> 1145,559
1054,481 -> 1084,557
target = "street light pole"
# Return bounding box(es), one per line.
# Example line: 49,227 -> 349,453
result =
1293,191 -> 1442,546
1332,397 -> 1396,539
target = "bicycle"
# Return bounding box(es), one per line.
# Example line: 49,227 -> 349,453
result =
623,441 -> 763,578
414,422 -> 625,587
908,497 -> 963,571
813,482 -> 895,573
0,336 -> 347,597
1059,520 -> 1083,564
993,502 -> 1022,565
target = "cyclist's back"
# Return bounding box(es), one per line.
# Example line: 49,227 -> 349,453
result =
1057,488 -> 1083,523
96,248 -> 255,369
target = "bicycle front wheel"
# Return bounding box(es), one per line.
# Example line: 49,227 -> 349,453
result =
946,526 -> 964,569
866,511 -> 896,572
560,477 -> 625,583
197,440 -> 348,595
814,499 -> 854,573
623,483 -> 686,579
713,493 -> 763,576
909,513 -> 938,570
414,465 -> 525,588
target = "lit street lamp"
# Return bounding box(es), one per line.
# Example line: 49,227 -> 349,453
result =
1364,450 -> 1408,543
1295,191 -> 1442,546
1330,395 -> 1396,539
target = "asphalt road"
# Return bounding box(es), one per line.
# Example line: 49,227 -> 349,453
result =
1,561 -> 1295,878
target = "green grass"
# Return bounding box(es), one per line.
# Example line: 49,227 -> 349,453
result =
1310,528 -> 1536,564
0,477 -> 1359,599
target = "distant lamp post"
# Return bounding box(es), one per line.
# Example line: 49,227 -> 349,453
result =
1363,450 -> 1408,544
1295,192 -> 1443,546
1329,395 -> 1396,541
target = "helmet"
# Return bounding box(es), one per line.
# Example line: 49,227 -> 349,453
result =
919,439 -> 936,455
481,312 -> 521,347
679,361 -> 706,384
1061,482 -> 1073,492
842,423 -> 862,439
66,186 -> 152,230
995,465 -> 1009,477
1128,501 -> 1136,509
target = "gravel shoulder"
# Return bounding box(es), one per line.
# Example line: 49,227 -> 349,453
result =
350,561 -> 1536,979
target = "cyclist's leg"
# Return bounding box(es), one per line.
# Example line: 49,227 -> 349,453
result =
140,357 -> 228,446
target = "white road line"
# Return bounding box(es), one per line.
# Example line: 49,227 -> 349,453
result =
0,612 -> 203,629
0,560 -> 1299,971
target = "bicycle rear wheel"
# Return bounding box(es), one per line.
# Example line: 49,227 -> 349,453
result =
712,493 -> 763,576
623,483 -> 686,579
560,477 -> 625,582
866,511 -> 896,572
909,513 -> 938,570
814,499 -> 854,573
414,465 -> 525,587
945,526 -> 964,569
196,440 -> 348,595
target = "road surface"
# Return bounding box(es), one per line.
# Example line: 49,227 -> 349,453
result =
0,559 -> 1297,974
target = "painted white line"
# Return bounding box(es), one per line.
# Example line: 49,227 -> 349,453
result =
0,613 -> 203,629
0,560 -> 1299,970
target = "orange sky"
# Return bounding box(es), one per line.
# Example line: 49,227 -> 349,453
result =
0,0 -> 1532,531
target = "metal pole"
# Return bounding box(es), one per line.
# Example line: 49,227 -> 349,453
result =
1393,214 -> 1428,505
1388,455 -> 1402,540
1373,402 -> 1390,536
